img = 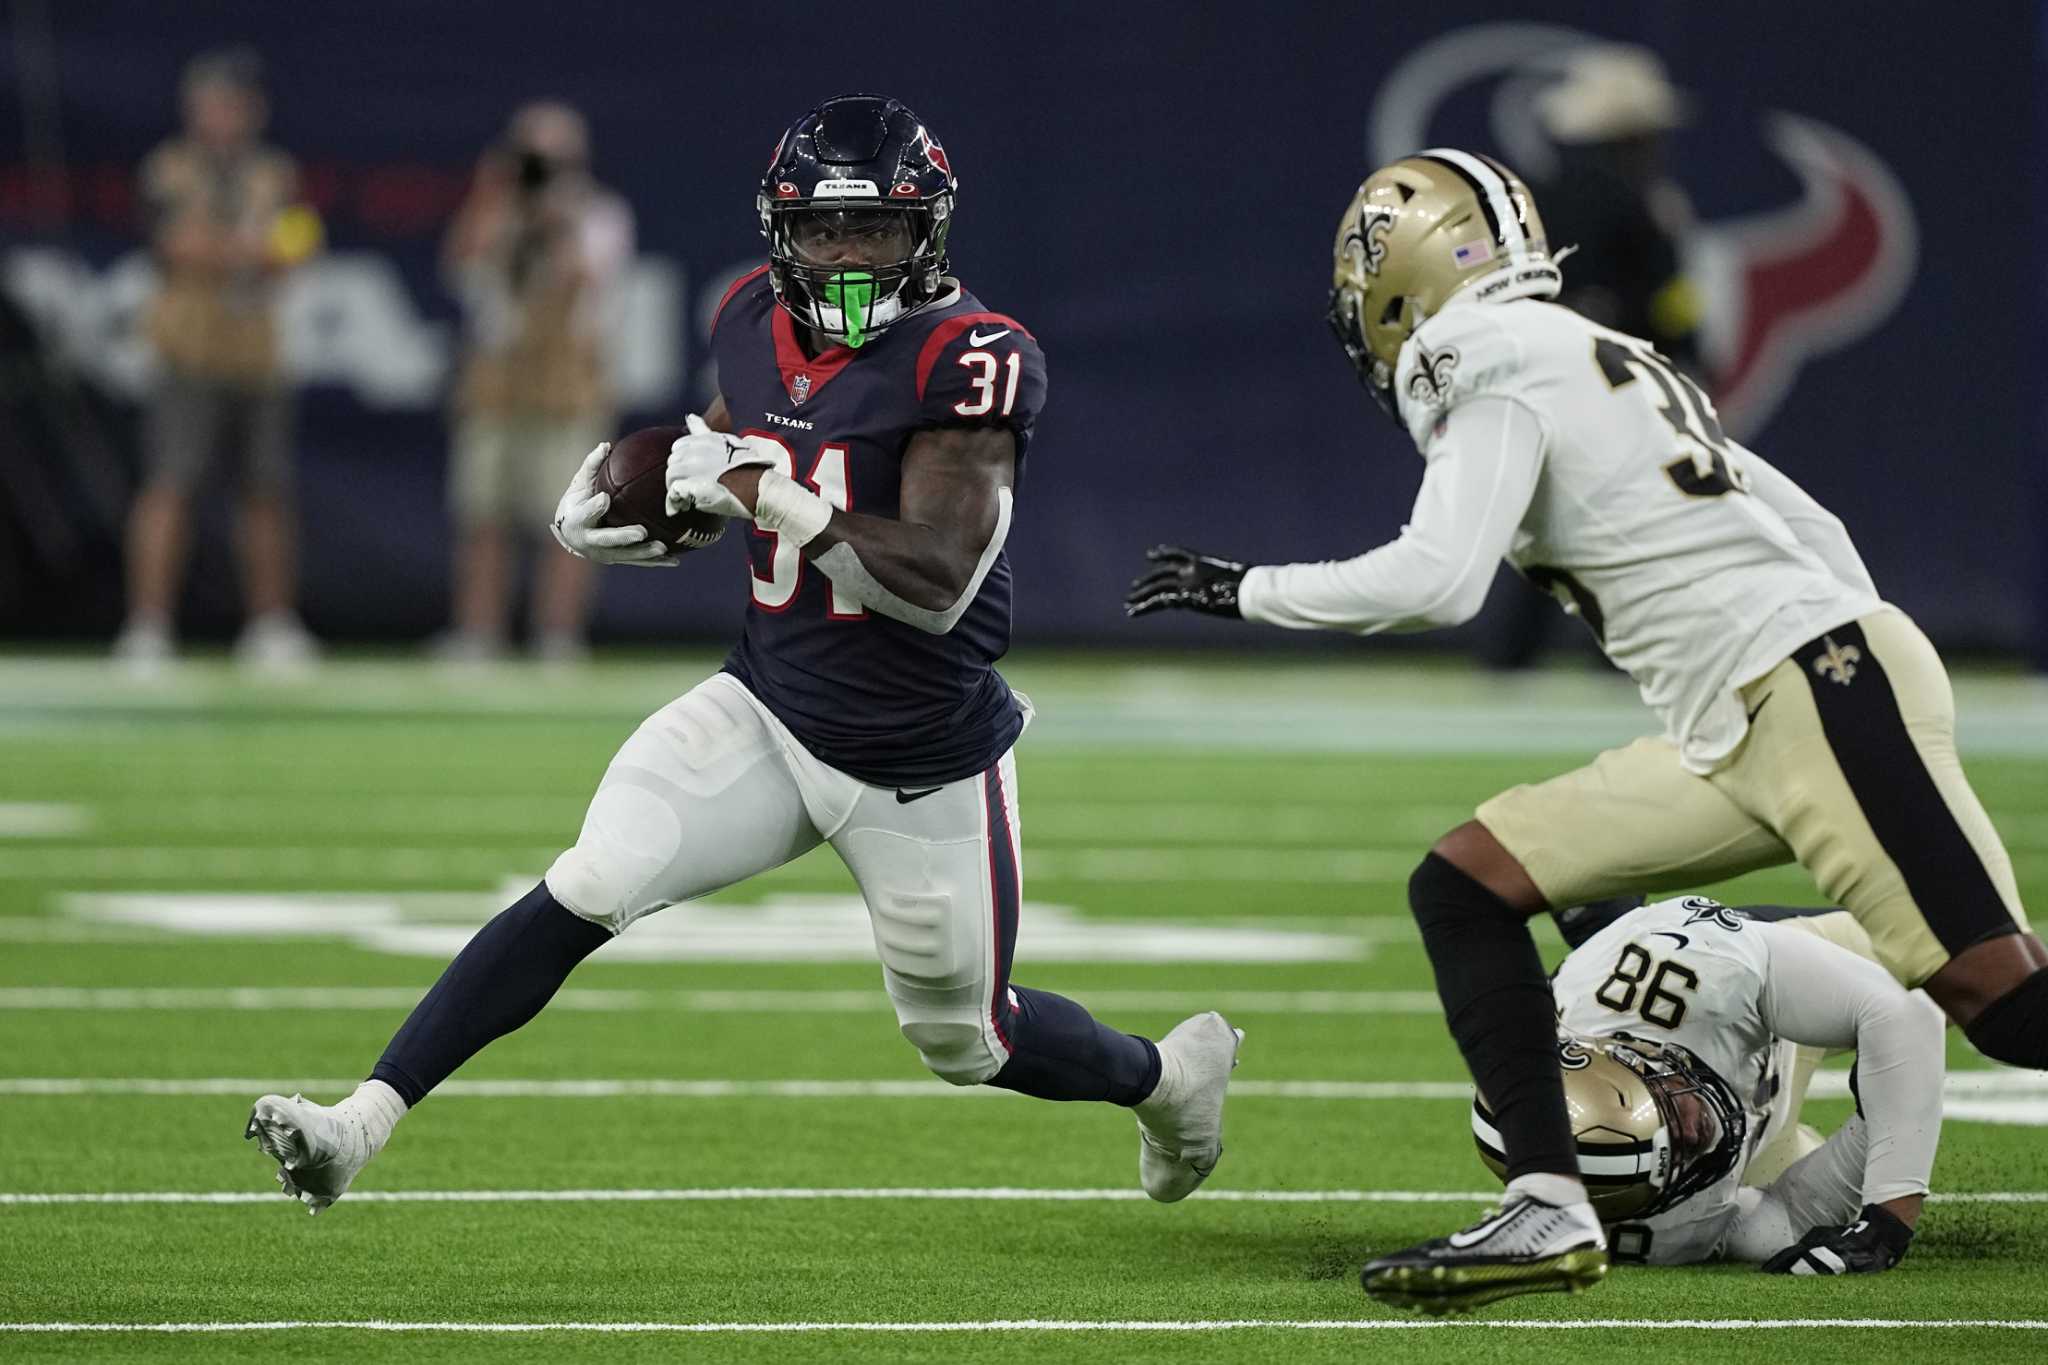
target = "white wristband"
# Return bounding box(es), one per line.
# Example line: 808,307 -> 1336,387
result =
752,468 -> 834,547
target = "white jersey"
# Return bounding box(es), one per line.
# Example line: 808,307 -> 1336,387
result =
1238,295 -> 1882,772
1553,896 -> 1799,1265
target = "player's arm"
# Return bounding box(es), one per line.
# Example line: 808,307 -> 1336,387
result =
716,425 -> 1014,634
1740,451 -> 1879,599
1126,395 -> 1544,630
1749,923 -> 1945,1271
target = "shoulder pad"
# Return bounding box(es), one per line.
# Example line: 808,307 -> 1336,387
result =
1395,304 -> 1528,446
914,312 -> 1047,429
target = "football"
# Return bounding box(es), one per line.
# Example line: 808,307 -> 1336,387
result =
595,425 -> 727,553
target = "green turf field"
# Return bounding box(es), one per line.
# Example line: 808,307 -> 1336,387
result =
2,653 -> 2045,1363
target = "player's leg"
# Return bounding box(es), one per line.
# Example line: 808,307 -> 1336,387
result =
246,673 -> 823,1211
827,746 -> 1239,1201
116,374 -> 218,665
230,386 -> 316,668
1365,738 -> 1789,1312
441,417 -> 517,657
1713,610 -> 2047,1062
528,416 -> 604,662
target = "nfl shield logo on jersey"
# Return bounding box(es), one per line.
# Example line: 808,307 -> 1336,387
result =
792,373 -> 812,405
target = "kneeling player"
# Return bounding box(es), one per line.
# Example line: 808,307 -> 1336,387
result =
1465,898 -> 1944,1278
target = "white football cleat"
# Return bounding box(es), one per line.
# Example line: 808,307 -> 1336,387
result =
1361,1194 -> 1609,1314
1133,1010 -> 1244,1202
244,1092 -> 378,1215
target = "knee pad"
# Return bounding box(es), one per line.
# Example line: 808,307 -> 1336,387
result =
901,1018 -> 1001,1087
1965,968 -> 2048,1069
543,781 -> 686,934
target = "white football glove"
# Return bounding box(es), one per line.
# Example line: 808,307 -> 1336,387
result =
665,413 -> 782,520
549,443 -> 679,567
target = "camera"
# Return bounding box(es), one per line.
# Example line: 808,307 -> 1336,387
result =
514,148 -> 553,193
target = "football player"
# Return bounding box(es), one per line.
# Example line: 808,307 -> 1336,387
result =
1468,898 -> 1944,1281
1126,150 -> 2042,1311
247,95 -> 1242,1213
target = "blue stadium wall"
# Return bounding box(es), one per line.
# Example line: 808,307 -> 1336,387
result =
1,1 -> 2040,654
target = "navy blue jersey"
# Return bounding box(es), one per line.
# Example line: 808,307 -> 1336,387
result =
711,266 -> 1048,787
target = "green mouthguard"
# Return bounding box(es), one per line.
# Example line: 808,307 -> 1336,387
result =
821,271 -> 876,348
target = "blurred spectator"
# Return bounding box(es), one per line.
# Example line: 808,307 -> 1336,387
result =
114,47 -> 322,674
436,101 -> 633,665
1532,46 -> 1701,371
1475,46 -> 1703,672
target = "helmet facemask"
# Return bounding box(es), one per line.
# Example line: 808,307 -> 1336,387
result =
1326,282 -> 1402,420
1605,1036 -> 1746,1217
763,198 -> 950,349
1472,1032 -> 1747,1224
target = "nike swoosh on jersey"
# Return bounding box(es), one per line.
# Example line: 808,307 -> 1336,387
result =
967,328 -> 1012,347
1746,692 -> 1775,724
895,786 -> 945,804
1650,931 -> 1691,948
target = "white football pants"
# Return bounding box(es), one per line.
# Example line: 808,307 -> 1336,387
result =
544,672 -> 1025,1085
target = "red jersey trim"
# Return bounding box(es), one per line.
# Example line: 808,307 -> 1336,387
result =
771,305 -> 860,405
914,312 -> 1034,401
710,264 -> 771,342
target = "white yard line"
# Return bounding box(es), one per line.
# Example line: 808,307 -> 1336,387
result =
1,1318 -> 2044,1335
0,803 -> 91,837
1,1186 -> 2039,1208
4,1072 -> 2037,1101
0,987 -> 1445,1015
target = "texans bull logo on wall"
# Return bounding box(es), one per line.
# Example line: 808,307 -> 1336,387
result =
1371,22 -> 1917,440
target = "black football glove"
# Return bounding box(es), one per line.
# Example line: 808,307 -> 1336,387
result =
1760,1203 -> 1913,1275
1124,545 -> 1250,619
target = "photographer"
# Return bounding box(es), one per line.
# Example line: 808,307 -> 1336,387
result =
438,102 -> 633,664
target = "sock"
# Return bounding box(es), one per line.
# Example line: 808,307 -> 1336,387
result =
369,882 -> 611,1107
1409,852 -> 1578,1181
1964,968 -> 2048,1069
332,1078 -> 408,1158
1508,1172 -> 1589,1208
986,986 -> 1162,1105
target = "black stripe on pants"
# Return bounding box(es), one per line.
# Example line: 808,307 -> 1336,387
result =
1794,622 -> 2017,959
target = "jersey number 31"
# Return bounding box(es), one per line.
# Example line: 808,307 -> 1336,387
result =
741,433 -> 863,618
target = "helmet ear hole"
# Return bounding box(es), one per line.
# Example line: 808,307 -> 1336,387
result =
1379,297 -> 1405,327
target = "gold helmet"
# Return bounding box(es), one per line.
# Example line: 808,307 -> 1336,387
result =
1471,1033 -> 1746,1223
1326,149 -> 1561,416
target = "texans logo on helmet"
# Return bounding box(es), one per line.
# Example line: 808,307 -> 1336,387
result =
914,124 -> 953,179
1368,23 -> 1917,440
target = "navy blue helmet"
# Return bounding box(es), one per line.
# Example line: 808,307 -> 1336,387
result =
758,94 -> 957,348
